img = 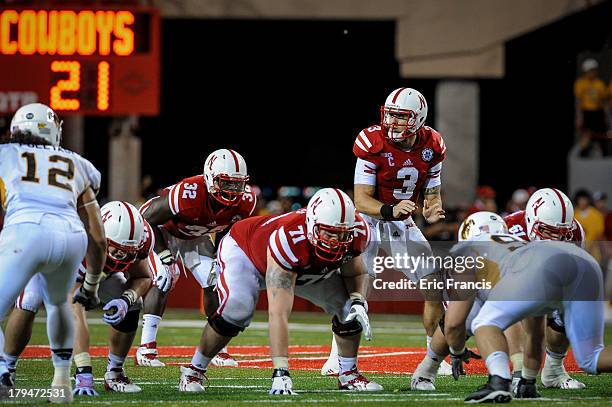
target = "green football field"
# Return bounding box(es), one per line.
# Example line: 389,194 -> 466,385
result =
6,309 -> 612,406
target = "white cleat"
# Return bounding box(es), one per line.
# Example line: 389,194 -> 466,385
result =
179,365 -> 207,392
103,369 -> 142,393
411,376 -> 436,391
320,357 -> 339,376
135,342 -> 166,367
541,372 -> 586,389
211,350 -> 239,367
338,369 -> 383,391
436,360 -> 453,376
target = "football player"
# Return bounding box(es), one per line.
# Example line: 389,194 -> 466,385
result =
322,87 -> 450,376
178,188 -> 382,393
4,201 -> 155,394
504,188 -> 586,390
135,149 -> 256,368
0,103 -> 106,401
466,233 -> 611,402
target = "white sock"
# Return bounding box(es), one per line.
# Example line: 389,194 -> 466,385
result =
338,356 -> 357,374
485,351 -> 511,380
191,349 -> 212,371
426,335 -> 432,349
141,314 -> 162,345
52,366 -> 70,387
418,355 -> 442,377
329,335 -> 339,358
4,353 -> 18,370
107,352 -> 126,372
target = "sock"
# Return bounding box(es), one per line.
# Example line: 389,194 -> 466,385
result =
74,352 -> 92,374
485,351 -> 511,380
141,314 -> 162,345
418,355 -> 442,377
426,335 -> 432,349
329,335 -> 339,358
338,356 -> 357,374
522,367 -> 538,380
52,366 -> 71,387
510,352 -> 523,373
107,352 -> 126,372
4,353 -> 18,370
545,348 -> 566,368
426,345 -> 444,362
190,349 -> 212,371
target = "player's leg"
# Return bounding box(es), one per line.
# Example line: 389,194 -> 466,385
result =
180,235 -> 260,392
295,274 -> 382,391
512,316 -> 545,399
72,297 -> 98,397
3,274 -> 44,381
541,313 -> 586,389
503,322 -> 524,389
411,325 -> 449,390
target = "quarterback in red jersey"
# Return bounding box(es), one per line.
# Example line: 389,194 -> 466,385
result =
179,188 -> 383,394
503,188 -> 587,391
323,87 -> 451,376
4,201 -> 154,395
135,149 -> 256,368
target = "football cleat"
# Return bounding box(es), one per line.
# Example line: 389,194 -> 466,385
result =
135,342 -> 166,367
338,368 -> 383,391
465,375 -> 512,404
411,376 -> 436,391
211,349 -> 239,367
541,372 -> 586,389
179,365 -> 207,392
511,371 -> 521,394
73,373 -> 99,396
8,368 -> 15,383
437,360 -> 453,376
320,357 -> 339,376
104,369 -> 142,393
513,377 -> 541,398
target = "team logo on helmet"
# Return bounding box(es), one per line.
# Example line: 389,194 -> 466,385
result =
421,148 -> 434,162
26,113 -> 34,119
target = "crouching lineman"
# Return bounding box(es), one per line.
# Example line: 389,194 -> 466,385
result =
136,149 -> 255,368
179,188 -> 383,393
4,201 -> 153,394
465,225 -> 611,402
503,187 -> 586,389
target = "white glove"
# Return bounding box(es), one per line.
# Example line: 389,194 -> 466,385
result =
102,298 -> 129,325
155,263 -> 175,293
346,299 -> 372,341
269,369 -> 297,395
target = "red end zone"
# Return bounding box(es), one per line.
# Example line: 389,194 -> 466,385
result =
21,345 -> 581,375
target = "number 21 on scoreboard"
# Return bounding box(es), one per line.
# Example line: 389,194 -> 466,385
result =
50,60 -> 110,112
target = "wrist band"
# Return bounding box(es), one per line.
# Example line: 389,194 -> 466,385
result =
83,273 -> 102,292
120,289 -> 138,307
158,249 -> 174,265
380,204 -> 395,220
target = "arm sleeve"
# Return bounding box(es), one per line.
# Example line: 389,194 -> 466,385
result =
354,158 -> 377,186
424,162 -> 442,189
268,226 -> 304,271
79,157 -> 102,195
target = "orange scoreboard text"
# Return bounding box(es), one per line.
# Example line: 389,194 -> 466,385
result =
0,8 -> 160,115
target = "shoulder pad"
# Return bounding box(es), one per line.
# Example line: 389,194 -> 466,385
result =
353,126 -> 384,158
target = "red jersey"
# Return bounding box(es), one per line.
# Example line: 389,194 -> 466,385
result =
504,210 -> 585,246
230,209 -> 370,285
353,125 -> 446,211
143,175 -> 257,240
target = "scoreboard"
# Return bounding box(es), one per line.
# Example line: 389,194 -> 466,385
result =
0,7 -> 160,115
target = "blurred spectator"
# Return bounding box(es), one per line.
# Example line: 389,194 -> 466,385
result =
574,58 -> 609,157
503,188 -> 530,215
574,189 -> 605,261
593,191 -> 612,241
469,185 -> 497,214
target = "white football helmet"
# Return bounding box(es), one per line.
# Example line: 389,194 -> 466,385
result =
525,188 -> 574,241
10,103 -> 62,146
380,87 -> 428,142
203,149 -> 249,206
306,188 -> 355,261
458,211 -> 508,241
101,201 -> 145,273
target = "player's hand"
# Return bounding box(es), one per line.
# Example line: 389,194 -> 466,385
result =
393,200 -> 417,218
72,285 -> 100,311
423,200 -> 445,223
269,368 -> 297,395
450,348 -> 481,380
73,373 -> 99,396
102,298 -> 129,325
346,299 -> 372,341
155,263 -> 175,293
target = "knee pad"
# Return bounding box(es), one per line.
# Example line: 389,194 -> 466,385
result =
112,309 -> 140,333
208,312 -> 244,337
332,315 -> 362,337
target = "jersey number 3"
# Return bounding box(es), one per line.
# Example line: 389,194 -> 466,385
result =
393,167 -> 419,200
21,152 -> 75,192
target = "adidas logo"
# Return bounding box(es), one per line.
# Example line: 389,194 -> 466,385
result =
402,159 -> 413,166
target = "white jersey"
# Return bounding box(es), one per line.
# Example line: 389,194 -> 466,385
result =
0,143 -> 101,229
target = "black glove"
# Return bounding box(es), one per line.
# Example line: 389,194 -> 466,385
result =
72,285 -> 100,311
514,377 -> 541,398
450,348 -> 482,380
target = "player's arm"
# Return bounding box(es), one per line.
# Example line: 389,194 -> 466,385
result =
125,259 -> 153,299
354,184 -> 416,220
77,187 -> 106,290
265,249 -> 297,366
140,195 -> 172,253
444,299 -> 474,353
423,185 -> 445,224
340,256 -> 373,340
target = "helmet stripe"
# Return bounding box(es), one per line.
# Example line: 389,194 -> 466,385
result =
120,201 -> 136,240
332,188 -> 346,223
227,149 -> 240,172
551,188 -> 567,223
391,87 -> 407,104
